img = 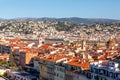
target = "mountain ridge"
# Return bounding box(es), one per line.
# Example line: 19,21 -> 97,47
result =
0,17 -> 120,24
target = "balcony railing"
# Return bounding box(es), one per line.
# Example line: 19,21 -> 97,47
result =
46,64 -> 54,68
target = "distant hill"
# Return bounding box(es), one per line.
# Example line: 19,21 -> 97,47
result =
0,17 -> 120,24
40,17 -> 120,24
0,18 -> 6,21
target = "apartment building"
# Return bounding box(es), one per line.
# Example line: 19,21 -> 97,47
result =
0,44 -> 11,54
33,54 -> 90,80
87,60 -> 120,80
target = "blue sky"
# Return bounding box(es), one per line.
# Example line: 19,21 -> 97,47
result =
0,0 -> 120,19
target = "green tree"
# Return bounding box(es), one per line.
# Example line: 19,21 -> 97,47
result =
9,62 -> 17,68
18,66 -> 23,71
0,60 -> 9,66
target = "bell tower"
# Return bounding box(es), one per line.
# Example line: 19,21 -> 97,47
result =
81,40 -> 86,51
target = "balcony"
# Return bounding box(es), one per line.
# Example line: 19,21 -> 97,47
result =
14,58 -> 19,61
46,67 -> 54,74
46,64 -> 54,68
66,71 -> 76,76
86,72 -> 93,79
14,53 -> 20,56
48,74 -> 54,80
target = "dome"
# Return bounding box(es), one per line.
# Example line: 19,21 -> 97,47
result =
107,38 -> 116,47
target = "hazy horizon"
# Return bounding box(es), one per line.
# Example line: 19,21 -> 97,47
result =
0,17 -> 120,20
0,0 -> 120,19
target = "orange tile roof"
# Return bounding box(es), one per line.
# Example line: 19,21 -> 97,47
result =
98,56 -> 106,61
40,54 -> 71,62
67,57 -> 90,70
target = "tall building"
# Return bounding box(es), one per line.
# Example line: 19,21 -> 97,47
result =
87,60 -> 120,80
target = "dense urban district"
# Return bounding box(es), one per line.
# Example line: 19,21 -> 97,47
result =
0,19 -> 120,80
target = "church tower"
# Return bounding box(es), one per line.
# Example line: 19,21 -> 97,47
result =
38,35 -> 45,44
81,40 -> 86,51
